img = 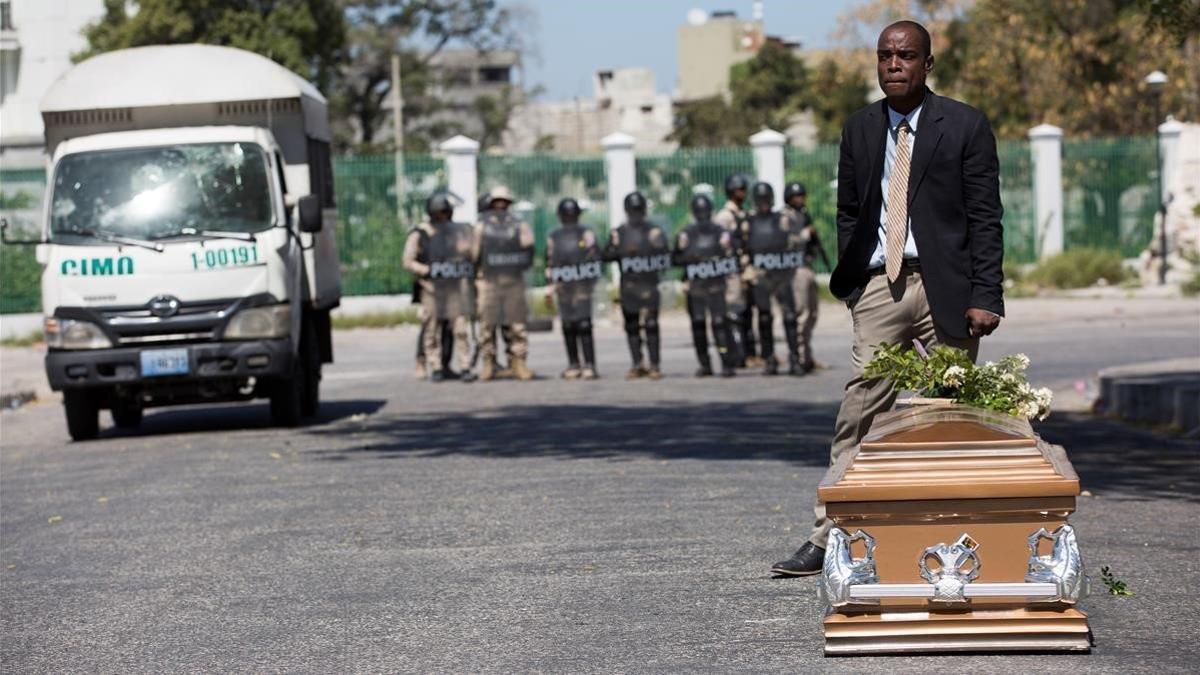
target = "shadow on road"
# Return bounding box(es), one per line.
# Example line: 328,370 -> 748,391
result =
305,401 -> 843,466
1035,413 -> 1200,503
304,404 -> 1199,502
96,398 -> 388,439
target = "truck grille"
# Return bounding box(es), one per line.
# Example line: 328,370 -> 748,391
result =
99,298 -> 236,346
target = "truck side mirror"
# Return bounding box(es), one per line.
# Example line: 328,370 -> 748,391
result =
297,195 -> 322,233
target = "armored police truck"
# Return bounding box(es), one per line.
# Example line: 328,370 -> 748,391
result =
17,45 -> 341,440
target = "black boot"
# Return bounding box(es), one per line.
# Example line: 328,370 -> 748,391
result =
726,311 -> 746,367
758,309 -> 775,373
440,320 -> 454,372
562,321 -> 581,371
691,318 -> 711,376
783,315 -> 803,376
645,313 -> 661,374
579,320 -> 596,372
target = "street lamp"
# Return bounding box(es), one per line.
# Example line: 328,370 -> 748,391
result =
1144,70 -> 1168,285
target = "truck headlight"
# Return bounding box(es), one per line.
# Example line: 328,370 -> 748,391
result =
44,317 -> 112,350
224,304 -> 291,339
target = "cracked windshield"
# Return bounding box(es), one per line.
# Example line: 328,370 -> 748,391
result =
49,142 -> 273,241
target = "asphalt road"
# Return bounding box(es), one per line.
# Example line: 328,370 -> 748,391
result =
2,298 -> 1199,672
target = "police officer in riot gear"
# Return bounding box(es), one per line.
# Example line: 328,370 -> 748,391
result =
604,191 -> 670,380
545,197 -> 601,379
674,194 -> 738,377
740,182 -> 805,376
784,181 -> 828,373
714,173 -> 757,367
473,186 -> 536,381
403,193 -> 476,382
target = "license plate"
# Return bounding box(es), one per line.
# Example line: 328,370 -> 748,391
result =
140,348 -> 189,377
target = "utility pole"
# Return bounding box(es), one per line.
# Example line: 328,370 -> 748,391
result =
392,53 -> 406,220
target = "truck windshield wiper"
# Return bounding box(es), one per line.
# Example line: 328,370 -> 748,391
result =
63,228 -> 165,252
153,227 -> 257,242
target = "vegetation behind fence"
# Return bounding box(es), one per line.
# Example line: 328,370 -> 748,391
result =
0,136 -> 1163,313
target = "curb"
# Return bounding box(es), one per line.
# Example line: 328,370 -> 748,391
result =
1096,358 -> 1200,435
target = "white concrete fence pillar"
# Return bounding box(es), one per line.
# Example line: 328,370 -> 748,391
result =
602,132 -> 637,231
1159,116 -> 1185,205
750,128 -> 787,211
1028,123 -> 1064,258
438,135 -> 480,223
602,132 -> 637,283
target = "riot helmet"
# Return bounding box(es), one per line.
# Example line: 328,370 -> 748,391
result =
784,182 -> 807,200
724,173 -> 749,199
623,191 -> 647,215
426,193 -> 453,219
691,194 -> 714,222
751,181 -> 775,213
557,197 -> 582,224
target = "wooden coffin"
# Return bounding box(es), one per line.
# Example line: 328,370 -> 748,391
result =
817,404 -> 1091,655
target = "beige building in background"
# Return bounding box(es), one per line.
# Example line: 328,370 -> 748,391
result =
676,9 -> 763,102
503,67 -> 674,154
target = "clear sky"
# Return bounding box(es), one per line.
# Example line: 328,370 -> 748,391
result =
516,0 -> 857,100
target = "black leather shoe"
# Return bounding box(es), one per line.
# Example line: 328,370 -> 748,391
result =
771,542 -> 825,577
695,363 -> 714,377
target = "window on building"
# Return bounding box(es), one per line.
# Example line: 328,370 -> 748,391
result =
444,68 -> 472,87
478,66 -> 510,84
0,1 -> 13,31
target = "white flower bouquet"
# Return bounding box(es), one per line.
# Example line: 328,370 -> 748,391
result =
865,341 -> 1053,420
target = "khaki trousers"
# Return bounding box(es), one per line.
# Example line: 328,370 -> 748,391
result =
809,269 -> 979,547
793,266 -> 819,365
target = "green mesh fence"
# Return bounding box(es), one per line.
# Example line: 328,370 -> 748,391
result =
635,147 -> 754,281
785,144 -> 840,273
0,168 -> 48,314
1062,136 -> 1158,257
998,139 -> 1036,264
478,153 -> 608,285
0,138 -> 1170,313
784,141 -> 1038,268
636,147 -> 755,233
333,153 -> 444,296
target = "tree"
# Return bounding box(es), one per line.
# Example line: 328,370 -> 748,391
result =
804,56 -> 872,144
670,41 -> 871,147
937,0 -> 1198,139
670,41 -> 810,146
667,96 -> 745,147
78,0 -> 345,90
335,0 -> 531,152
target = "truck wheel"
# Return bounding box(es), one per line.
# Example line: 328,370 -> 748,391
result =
269,363 -> 303,427
64,391 -> 100,441
111,402 -> 143,429
300,319 -> 321,418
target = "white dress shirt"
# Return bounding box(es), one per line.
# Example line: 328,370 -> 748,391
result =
868,100 -> 925,269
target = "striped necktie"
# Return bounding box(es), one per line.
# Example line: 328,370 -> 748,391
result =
885,119 -> 912,282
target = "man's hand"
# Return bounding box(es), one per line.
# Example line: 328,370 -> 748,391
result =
544,288 -> 555,312
966,308 -> 1001,338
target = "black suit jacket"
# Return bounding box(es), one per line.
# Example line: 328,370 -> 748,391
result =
829,89 -> 1005,340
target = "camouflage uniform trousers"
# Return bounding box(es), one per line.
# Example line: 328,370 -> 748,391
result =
476,276 -> 529,363
792,266 -> 820,366
418,280 -> 471,372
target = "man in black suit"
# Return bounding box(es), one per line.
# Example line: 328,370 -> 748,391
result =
771,20 -> 1005,576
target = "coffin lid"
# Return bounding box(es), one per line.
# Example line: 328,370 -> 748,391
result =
819,405 -> 1079,503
